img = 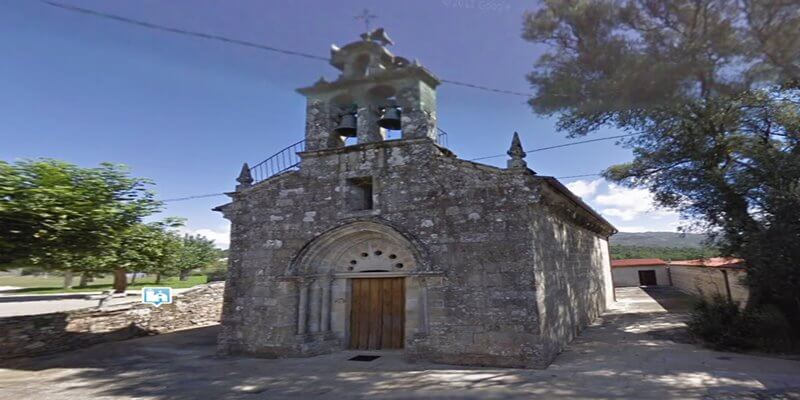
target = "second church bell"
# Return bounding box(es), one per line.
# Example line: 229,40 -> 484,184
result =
378,106 -> 402,130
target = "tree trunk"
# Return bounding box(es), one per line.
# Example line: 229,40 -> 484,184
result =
179,269 -> 190,281
130,272 -> 137,284
155,272 -> 162,284
113,268 -> 127,293
78,272 -> 90,288
63,271 -> 74,289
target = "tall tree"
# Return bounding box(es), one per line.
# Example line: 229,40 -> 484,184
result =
522,0 -> 800,327
0,159 -> 161,275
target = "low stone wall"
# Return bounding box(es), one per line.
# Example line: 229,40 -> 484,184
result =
669,266 -> 749,306
0,282 -> 224,359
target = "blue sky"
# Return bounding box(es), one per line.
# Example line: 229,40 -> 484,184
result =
1,0 -> 682,247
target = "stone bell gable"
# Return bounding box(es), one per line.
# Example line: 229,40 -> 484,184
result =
215,29 -> 615,368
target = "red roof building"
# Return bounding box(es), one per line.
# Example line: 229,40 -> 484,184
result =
611,258 -> 666,268
668,257 -> 745,269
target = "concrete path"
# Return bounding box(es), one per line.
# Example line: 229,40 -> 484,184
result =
0,287 -> 798,399
0,287 -> 199,317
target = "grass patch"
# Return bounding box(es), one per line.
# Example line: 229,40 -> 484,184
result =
0,275 -> 207,294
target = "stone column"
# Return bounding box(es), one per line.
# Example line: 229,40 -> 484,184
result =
308,279 -> 321,333
297,279 -> 310,335
304,98 -> 343,151
320,277 -> 332,332
419,277 -> 429,334
356,104 -> 385,144
397,82 -> 438,141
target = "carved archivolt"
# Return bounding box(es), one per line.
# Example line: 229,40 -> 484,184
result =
289,220 -> 424,276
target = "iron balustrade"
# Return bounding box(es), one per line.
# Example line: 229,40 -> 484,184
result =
249,140 -> 305,184
249,129 -> 449,184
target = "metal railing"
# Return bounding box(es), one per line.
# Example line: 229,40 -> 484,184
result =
249,128 -> 450,184
435,128 -> 448,147
249,140 -> 305,184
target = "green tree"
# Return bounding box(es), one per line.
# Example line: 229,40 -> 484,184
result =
114,220 -> 183,291
523,1 -> 800,330
610,245 -> 719,260
0,160 -> 161,285
175,234 -> 220,281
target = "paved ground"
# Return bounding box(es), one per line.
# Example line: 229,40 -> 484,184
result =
0,288 -> 197,317
0,287 -> 798,399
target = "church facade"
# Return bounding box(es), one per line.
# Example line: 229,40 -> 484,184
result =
215,30 -> 616,368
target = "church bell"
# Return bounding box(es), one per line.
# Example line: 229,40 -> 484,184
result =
378,106 -> 402,130
334,113 -> 358,137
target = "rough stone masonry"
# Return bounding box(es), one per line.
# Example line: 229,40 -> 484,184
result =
214,29 -> 617,368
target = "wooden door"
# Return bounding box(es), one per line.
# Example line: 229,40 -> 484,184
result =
349,278 -> 405,350
638,270 -> 658,286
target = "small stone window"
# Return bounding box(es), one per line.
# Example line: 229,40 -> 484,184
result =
347,177 -> 373,211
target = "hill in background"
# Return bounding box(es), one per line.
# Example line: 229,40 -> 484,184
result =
611,232 -> 708,248
609,232 -> 717,260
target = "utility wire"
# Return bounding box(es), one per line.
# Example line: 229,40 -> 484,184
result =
440,79 -> 532,98
40,0 -> 533,98
41,0 -> 330,61
469,133 -> 640,161
160,193 -> 228,202
38,1 -> 606,202
556,174 -> 603,179
161,171 -> 604,203
159,133 -> 629,202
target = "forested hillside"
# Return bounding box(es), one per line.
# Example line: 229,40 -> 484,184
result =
609,232 -> 718,260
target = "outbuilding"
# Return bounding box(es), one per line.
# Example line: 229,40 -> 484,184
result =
611,258 -> 669,287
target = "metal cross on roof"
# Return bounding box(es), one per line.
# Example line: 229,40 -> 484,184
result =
354,9 -> 377,32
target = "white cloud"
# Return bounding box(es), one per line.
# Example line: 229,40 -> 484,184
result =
179,225 -> 231,249
565,178 -> 603,198
615,226 -> 650,233
566,180 -> 684,232
594,184 -> 677,221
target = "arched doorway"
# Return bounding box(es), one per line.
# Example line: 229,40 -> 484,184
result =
289,220 -> 426,350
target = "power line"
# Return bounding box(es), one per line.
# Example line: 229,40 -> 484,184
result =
40,0 -> 330,61
40,0 -> 533,98
469,133 -> 640,161
159,133 -> 628,202
161,171 -> 602,202
161,193 -> 226,202
555,173 -> 602,179
440,79 -> 532,98
39,2 -> 607,200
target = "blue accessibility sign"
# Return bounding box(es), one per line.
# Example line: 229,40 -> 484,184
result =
141,287 -> 172,307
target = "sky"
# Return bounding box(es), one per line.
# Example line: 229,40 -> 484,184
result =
1,0 -> 683,248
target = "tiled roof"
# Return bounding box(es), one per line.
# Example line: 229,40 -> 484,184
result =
611,258 -> 666,268
669,257 -> 746,269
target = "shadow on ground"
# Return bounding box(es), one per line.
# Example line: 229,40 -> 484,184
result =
641,286 -> 697,313
0,287 -> 798,399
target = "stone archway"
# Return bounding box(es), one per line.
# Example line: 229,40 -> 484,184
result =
290,220 -> 424,275
289,220 -> 428,350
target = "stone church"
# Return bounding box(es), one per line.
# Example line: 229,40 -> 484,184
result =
214,29 -> 616,368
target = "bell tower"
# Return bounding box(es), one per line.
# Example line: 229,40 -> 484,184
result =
297,28 -> 440,151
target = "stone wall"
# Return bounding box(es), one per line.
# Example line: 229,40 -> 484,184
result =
669,266 -> 749,306
530,202 -> 612,366
0,282 -> 224,359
